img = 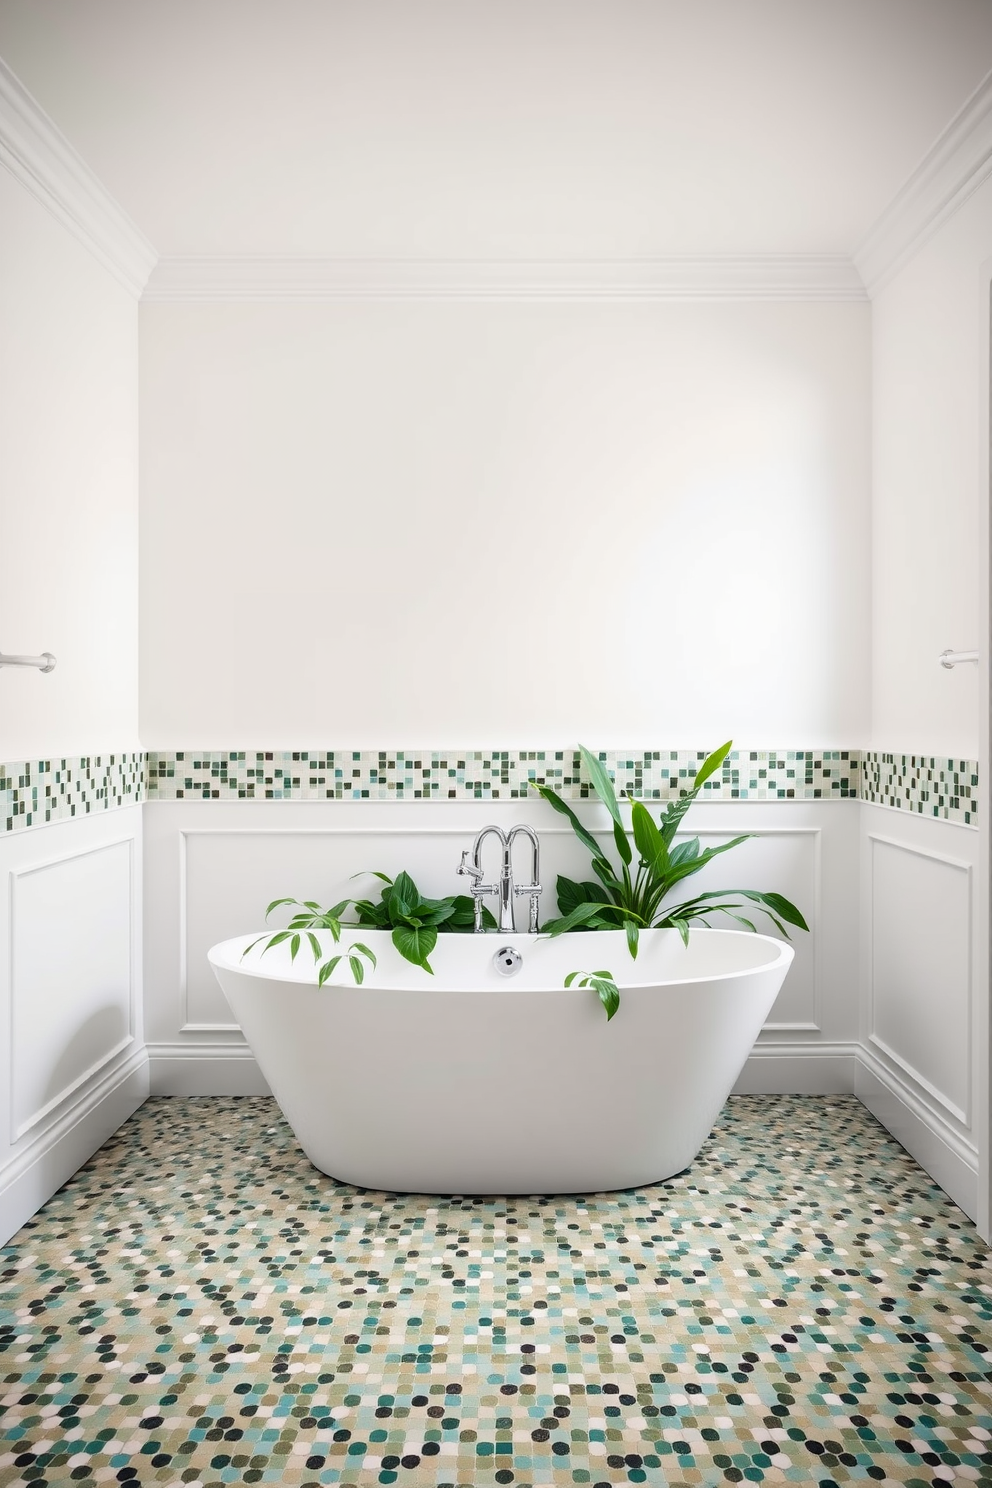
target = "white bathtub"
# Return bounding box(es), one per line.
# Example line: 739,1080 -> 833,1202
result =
208,926 -> 793,1195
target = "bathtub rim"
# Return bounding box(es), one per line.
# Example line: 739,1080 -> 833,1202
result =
208,924 -> 794,992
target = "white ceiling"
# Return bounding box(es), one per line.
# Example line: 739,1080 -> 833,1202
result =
1,0 -> 992,259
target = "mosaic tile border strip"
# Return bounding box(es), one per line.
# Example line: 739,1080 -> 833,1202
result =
862,753 -> 978,828
144,749 -> 862,804
0,753 -> 144,835
1,751 -> 979,832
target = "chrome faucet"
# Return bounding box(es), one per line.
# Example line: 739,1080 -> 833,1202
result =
509,824 -> 542,933
457,824 -> 542,933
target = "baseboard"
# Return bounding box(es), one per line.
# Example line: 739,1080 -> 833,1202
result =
734,1039 -> 858,1094
855,1047 -> 979,1221
147,1041 -> 272,1096
139,1039 -> 978,1226
149,1038 -> 854,1100
0,1047 -> 149,1246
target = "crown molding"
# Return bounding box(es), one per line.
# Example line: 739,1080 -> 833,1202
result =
0,57 -> 157,298
142,254 -> 867,303
855,67 -> 992,297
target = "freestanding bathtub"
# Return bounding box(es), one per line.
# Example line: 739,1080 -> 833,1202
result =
209,926 -> 793,1195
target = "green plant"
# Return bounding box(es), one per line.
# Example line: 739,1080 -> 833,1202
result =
242,897 -> 377,986
244,872 -> 495,982
317,941 -> 378,987
533,740 -> 809,959
351,869 -> 494,973
564,969 -> 621,1021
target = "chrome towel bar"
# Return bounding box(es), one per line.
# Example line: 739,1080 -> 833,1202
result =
0,651 -> 57,672
939,649 -> 979,669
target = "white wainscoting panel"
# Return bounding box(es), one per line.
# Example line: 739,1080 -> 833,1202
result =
144,797 -> 855,1095
0,807 -> 147,1244
10,838 -> 134,1137
858,804 -> 980,1221
178,822 -> 820,1032
868,833 -> 972,1123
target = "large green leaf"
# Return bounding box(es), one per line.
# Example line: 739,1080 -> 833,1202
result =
578,744 -> 623,826
670,917 -> 690,947
668,837 -> 700,868
443,899 -> 497,933
612,819 -> 633,866
658,793 -> 697,846
541,900 -> 630,936
444,894 -> 475,927
663,892 -> 799,940
567,746 -> 631,865
592,975 -> 620,1021
530,781 -> 606,863
660,835 -> 752,891
630,801 -> 669,878
353,898 -> 389,927
392,923 -> 438,973
556,876 -> 610,917
416,900 -> 459,926
693,739 -> 733,789
590,855 -> 624,897
741,890 -> 809,931
685,887 -> 809,933
388,870 -> 420,918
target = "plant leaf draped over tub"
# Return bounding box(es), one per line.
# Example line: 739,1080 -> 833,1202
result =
564,970 -> 621,1022
532,740 -> 808,1016
242,898 -> 377,986
241,872 -> 495,980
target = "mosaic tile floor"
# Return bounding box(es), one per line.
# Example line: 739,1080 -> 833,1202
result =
2,1095 -> 990,1487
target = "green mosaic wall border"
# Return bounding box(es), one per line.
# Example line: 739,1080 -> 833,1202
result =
1,750 -> 980,834
144,749 -> 861,804
861,752 -> 979,827
0,754 -> 144,835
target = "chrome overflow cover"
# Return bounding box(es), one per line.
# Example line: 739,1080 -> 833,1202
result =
494,945 -> 523,977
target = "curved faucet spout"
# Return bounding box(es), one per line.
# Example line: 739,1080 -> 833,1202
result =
457,824 -> 542,933
457,825 -> 513,932
508,824 -> 542,933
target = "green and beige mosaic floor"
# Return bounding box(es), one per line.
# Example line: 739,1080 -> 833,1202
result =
1,1095 -> 990,1486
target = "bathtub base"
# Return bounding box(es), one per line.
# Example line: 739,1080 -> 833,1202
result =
210,928 -> 792,1196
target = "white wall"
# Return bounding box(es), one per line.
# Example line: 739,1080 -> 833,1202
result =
139,301 -> 871,750
864,175 -> 992,1230
142,795 -> 860,1101
0,168 -> 139,759
871,174 -> 992,759
0,166 -> 145,1243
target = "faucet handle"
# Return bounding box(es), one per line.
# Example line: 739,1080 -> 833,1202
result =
458,849 -> 484,882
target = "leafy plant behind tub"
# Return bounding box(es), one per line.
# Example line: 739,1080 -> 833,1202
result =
243,870 -> 494,983
532,739 -> 808,1018
349,869 -> 495,972
242,740 -> 807,1018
